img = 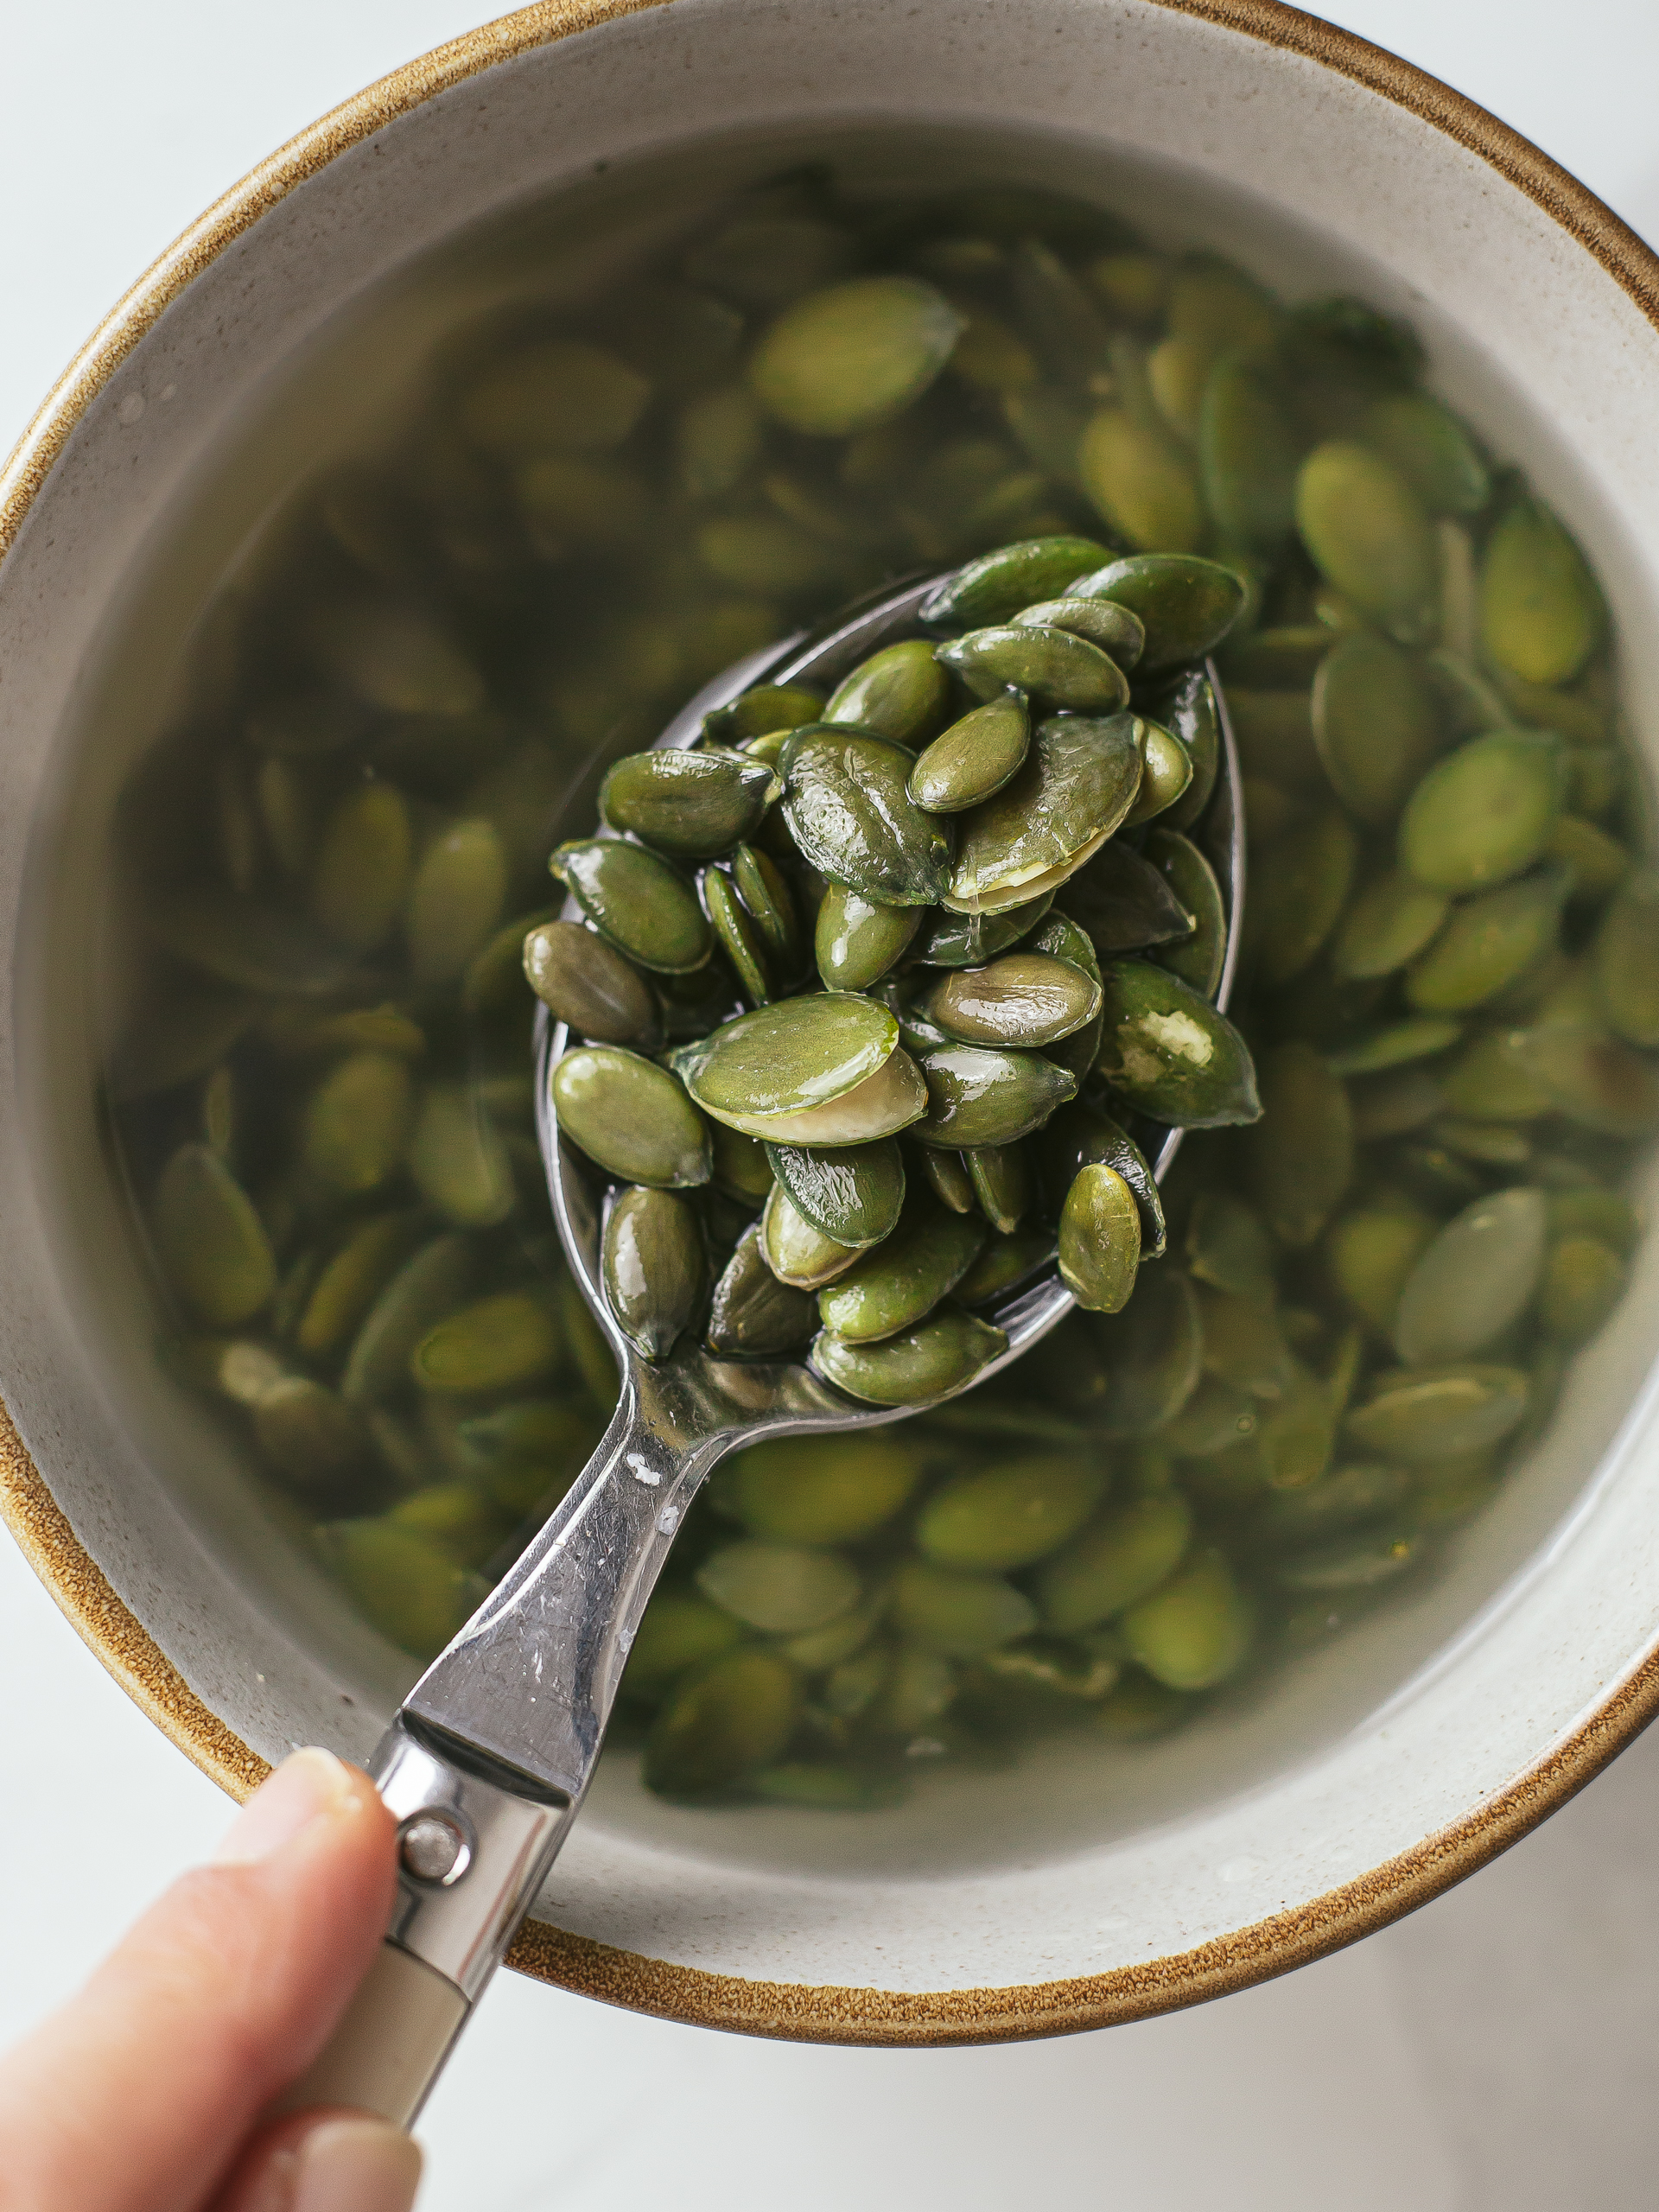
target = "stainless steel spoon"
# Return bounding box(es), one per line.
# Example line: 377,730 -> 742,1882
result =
285,568 -> 1244,2126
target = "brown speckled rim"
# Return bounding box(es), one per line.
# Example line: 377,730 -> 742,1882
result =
5,0 -> 1659,2045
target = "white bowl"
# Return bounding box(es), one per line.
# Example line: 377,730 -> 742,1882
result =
5,0 -> 1659,2043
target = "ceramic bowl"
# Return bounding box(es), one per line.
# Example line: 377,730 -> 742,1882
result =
5,0 -> 1659,2046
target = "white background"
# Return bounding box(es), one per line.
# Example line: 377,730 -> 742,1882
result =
5,5 -> 1659,2205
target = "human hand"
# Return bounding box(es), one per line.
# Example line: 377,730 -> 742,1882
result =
0,1747 -> 422,2212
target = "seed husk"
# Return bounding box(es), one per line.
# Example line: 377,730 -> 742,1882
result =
599,747 -> 779,858
1058,1163 -> 1142,1313
1331,870 -> 1449,982
937,625 -> 1130,713
924,951 -> 1103,1049
407,1084 -> 517,1227
1077,408 -> 1205,553
908,694 -> 1031,814
1392,1186 -> 1548,1366
1399,730 -> 1567,893
1039,1493 -> 1193,1631
551,1045 -> 711,1186
913,1043 -> 1077,1147
1067,553 -> 1248,672
153,1143 -> 276,1328
809,1308 -> 1008,1407
523,919 -> 657,1044
705,1226 -> 822,1357
765,1137 -> 906,1248
671,994 -> 925,1143
814,881 -> 921,990
1478,496 -> 1602,686
603,1185 -> 705,1360
1246,1041 -> 1353,1246
760,1181 -> 862,1290
1120,1548 -> 1253,1689
749,276 -> 965,435
824,639 -> 953,747
780,728 -> 952,906
964,1141 -> 1031,1236
1593,870 -> 1659,1047
644,1648 -> 800,1796
300,1051 -> 415,1196
550,837 -> 713,974
1404,870 -> 1567,1013
1312,632 -> 1440,824
817,1201 -> 986,1342
410,1290 -> 561,1395
1094,961 -> 1262,1127
918,534 -> 1108,626
1145,830 -> 1224,997
1295,441 -> 1440,644
1345,1363 -> 1529,1460
946,711 -> 1144,915
889,1558 -> 1035,1655
918,1452 -> 1104,1573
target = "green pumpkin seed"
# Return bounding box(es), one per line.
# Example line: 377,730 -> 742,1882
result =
676,382 -> 765,499
817,1201 -> 985,1341
779,728 -> 951,906
153,1143 -> 276,1328
814,881 -> 921,990
964,1142 -> 1030,1236
1058,841 -> 1192,960
702,866 -> 773,1006
1295,442 -> 1440,644
1539,1234 -> 1626,1344
1149,668 -> 1223,832
602,1185 -> 704,1361
411,1291 -> 561,1395
1121,722 -> 1194,830
1437,1028 -> 1554,1122
1325,1018 -> 1461,1076
913,1043 -> 1077,1147
1430,1116 -> 1530,1167
671,994 -> 925,1144
405,819 -> 508,986
623,1591 -> 746,1694
1478,496 -> 1602,686
917,1452 -> 1104,1573
1185,1191 -> 1274,1298
1331,869 -> 1449,982
1068,554 -> 1247,672
1403,726 -> 1568,893
1042,1103 -> 1166,1258
1251,808 -> 1358,988
765,1138 -> 905,1248
1199,353 -> 1299,547
1243,1041 -> 1352,1247
1120,1548 -> 1252,1689
1094,961 -> 1261,1128
918,535 -> 1107,626
1257,1461 -> 1411,1544
749,276 -> 964,435
1058,1163 -> 1141,1313
916,1143 -> 977,1215
731,843 -> 804,977
956,1228 -> 1056,1306
460,337 -> 651,456
299,1051 -> 415,1196
1404,870 -> 1567,1013
727,1431 -> 925,1544
824,639 -> 953,747
706,1223 -> 819,1357
1360,390 -> 1490,515
890,1559 -> 1035,1656
406,1084 -> 516,1227
1038,1493 -> 1193,1631
600,748 -> 779,859
341,1234 -> 474,1405
317,1520 -> 484,1660
1549,815 -> 1629,900
551,1045 -> 711,1187
1346,1363 -> 1529,1461
146,888 -> 351,998
1144,830 -> 1224,997
1593,871 -> 1659,1046
253,1377 -> 371,1496
1392,1186 -> 1548,1366
292,1213 -> 417,1358
1072,1265 -> 1203,1434
523,920 -> 657,1045
946,711 -> 1143,914
907,695 -> 1031,815
1013,596 -> 1146,666
302,599 -> 486,717
1077,407 -> 1205,553
937,625 -> 1130,714
760,1182 -> 860,1290
1312,633 -> 1440,824
550,837 -> 712,975
308,782 -> 413,953
924,951 -> 1102,1050
644,1648 -> 800,1795
809,1308 -> 1007,1407
1274,1525 -> 1421,1592
1510,1021 -> 1659,1137
702,683 -> 826,747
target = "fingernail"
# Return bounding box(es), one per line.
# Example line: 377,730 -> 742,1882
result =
291,2118 -> 422,2212
214,1748 -> 359,1866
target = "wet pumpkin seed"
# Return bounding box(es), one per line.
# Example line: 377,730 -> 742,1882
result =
644,1648 -> 800,1796
1251,807 -> 1359,987
918,534 -> 1107,626
766,1138 -> 906,1248
1247,1042 -> 1353,1247
916,1143 -> 977,1215
1039,1493 -> 1193,1631
964,1142 -> 1030,1236
817,1200 -> 985,1341
889,1558 -> 1035,1655
1346,1363 -> 1529,1460
671,994 -> 925,1143
1058,1163 -> 1141,1313
601,1185 -> 704,1361
1593,871 -> 1659,1047
1121,722 -> 1193,829
913,1043 -> 1077,1147
1069,553 -> 1248,672
702,866 -> 774,1006
809,1308 -> 1008,1407
824,639 -> 952,747
1392,1186 -> 1548,1366
1312,632 -> 1440,824
1145,830 -> 1224,997
1331,870 -> 1449,982
911,889 -> 1055,969
550,837 -> 713,974
907,693 -> 1031,814
1058,840 -> 1192,959
1042,1103 -> 1167,1259
301,1051 -> 415,1196
1094,962 -> 1261,1128
1013,594 -> 1145,664
1295,442 -> 1440,644
1399,731 -> 1567,893
309,782 -> 413,953
1404,870 -> 1567,1013
924,951 -> 1102,1049
760,1182 -> 862,1290
1539,1234 -> 1626,1344
407,1084 -> 516,1227
814,881 -> 921,990
600,747 -> 779,857
411,1291 -> 561,1395
705,1224 -> 819,1357
1120,1548 -> 1253,1690
946,711 -> 1143,914
918,1452 -> 1103,1573
523,919 -> 657,1045
551,1045 -> 711,1186
937,624 -> 1129,713
1479,496 -> 1602,687
1077,408 -> 1205,554
780,728 -> 951,906
956,1226 -> 1056,1305
153,1143 -> 277,1328
749,276 -> 965,435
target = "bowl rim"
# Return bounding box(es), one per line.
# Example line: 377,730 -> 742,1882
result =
5,0 -> 1659,2046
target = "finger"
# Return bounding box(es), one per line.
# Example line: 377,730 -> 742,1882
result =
212,2107 -> 422,2212
0,1747 -> 398,2212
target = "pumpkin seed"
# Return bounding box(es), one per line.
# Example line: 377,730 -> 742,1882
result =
1144,830 -> 1224,997
1437,1029 -> 1554,1122
749,276 -> 964,435
1058,1163 -> 1142,1313
153,1143 -> 276,1328
907,694 -> 1031,815
404,1084 -> 514,1227
964,1142 -> 1030,1236
550,837 -> 713,975
1185,1191 -> 1274,1299
913,1043 -> 1077,1147
1121,722 -> 1194,829
253,1378 -> 371,1497
1059,840 -> 1192,960
1251,808 -> 1358,988
814,881 -> 921,990
404,819 -> 509,986
1246,1041 -> 1353,1247
1331,869 -> 1449,981
1013,596 -> 1146,666
460,337 -> 651,456
623,1591 -> 746,1694
917,1452 -> 1103,1573
302,599 -> 486,717
1312,633 -> 1440,824
1120,1548 -> 1252,1689
1510,1021 -> 1659,1136
1400,730 -> 1567,893
915,1143 -> 977,1215
1095,961 -> 1261,1127
1274,1524 -> 1421,1591
644,1647 -> 800,1795
411,1290 -> 561,1395
600,747 -> 779,859
1199,353 -> 1300,547
1068,553 -> 1248,672
918,535 -> 1108,626
1362,390 -> 1491,516
779,727 -> 951,906
1539,1233 -> 1626,1344
308,782 -> 413,953
924,951 -> 1102,1050
727,1431 -> 926,1544
937,625 -> 1130,714
824,639 -> 952,747
340,1233 -> 474,1405
946,711 -> 1143,914
817,1201 -> 986,1342
1148,667 -> 1223,830
1042,1103 -> 1167,1258
1549,815 -> 1629,900
1039,1494 -> 1193,1631
1393,1186 -> 1548,1365
702,683 -> 826,747
1077,408 -> 1205,553
760,1181 -> 861,1290
1325,1018 -> 1460,1077
1593,871 -> 1659,1046
523,920 -> 657,1045
809,1308 -> 1008,1407
317,1520 -> 484,1660
551,1045 -> 711,1186
765,1138 -> 905,1248
292,1213 -> 417,1359
1346,1361 -> 1529,1459
1404,870 -> 1567,1013
300,1051 -> 415,1196
889,1559 -> 1035,1656
1479,496 -> 1602,686
705,1223 -> 819,1357
146,888 -> 351,998
602,1185 -> 704,1361
671,994 -> 925,1143
702,866 -> 773,1006
730,843 -> 804,979
1295,442 -> 1440,644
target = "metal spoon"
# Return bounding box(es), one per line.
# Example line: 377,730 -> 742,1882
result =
286,567 -> 1244,2126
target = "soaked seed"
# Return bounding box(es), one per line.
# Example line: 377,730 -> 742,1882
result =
1095,960 -> 1261,1128
1077,408 -> 1205,552
947,711 -> 1143,914
153,1143 -> 276,1328
913,1043 -> 1077,1147
916,1143 -> 977,1215
671,994 -> 925,1144
1295,442 -> 1440,644
956,1226 -> 1056,1305
550,837 -> 713,975
623,1592 -> 746,1694
780,728 -> 952,906
731,843 -> 804,978
1247,1042 -> 1353,1246
1068,553 -> 1248,673
1550,816 -> 1629,900
760,1182 -> 861,1290
1331,869 -> 1448,981
1363,390 -> 1491,516
1404,870 -> 1567,1013
727,1432 -> 926,1544
146,888 -> 351,998
890,1559 -> 1036,1656
551,1045 -> 711,1186
411,1290 -> 561,1395
1430,1116 -> 1530,1166
602,1185 -> 704,1361
523,920 -> 657,1045
1312,633 -> 1440,824
1392,1186 -> 1548,1365
925,951 -> 1102,1049
912,889 -> 1055,968
1479,496 -> 1602,686
1199,353 -> 1299,548
808,1308 -> 1008,1407
749,276 -> 965,435
1346,1363 -> 1529,1461
300,1051 -> 415,1196
1059,841 -> 1192,960
644,1648 -> 800,1796
1185,1191 -> 1274,1298
702,683 -> 826,747
1274,1525 -> 1421,1592
1325,1018 -> 1461,1077
938,625 -> 1129,714
1144,830 -> 1224,997
1120,723 -> 1192,831
706,1223 -> 819,1357
460,337 -> 651,456
1539,1234 -> 1626,1344
254,1377 -> 370,1495
341,1234 -> 474,1405
676,382 -> 765,499
817,1202 -> 986,1341
1252,808 -> 1358,988
1593,871 -> 1659,1046
317,1521 -> 483,1660
1147,668 -> 1223,833
1548,1186 -> 1639,1255
302,599 -> 486,717
918,535 -> 1108,626
406,819 -> 508,985
1120,1548 -> 1253,1690
814,881 -> 921,991
918,1452 -> 1104,1573
1510,1021 -> 1659,1137
408,1084 -> 516,1227
1037,1494 -> 1192,1632
908,694 -> 1031,815
1058,1163 -> 1141,1313
766,1137 -> 905,1248
1400,730 -> 1567,893
1438,1028 -> 1554,1122
600,747 -> 779,858
964,1142 -> 1030,1236
1042,1102 -> 1166,1258
703,866 -> 774,1006
1013,596 -> 1146,666
308,782 -> 412,953
296,1212 -> 419,1358
824,639 -> 953,747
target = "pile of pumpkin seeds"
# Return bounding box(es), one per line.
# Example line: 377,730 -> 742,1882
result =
105,163 -> 1649,1808
538,535 -> 1258,1402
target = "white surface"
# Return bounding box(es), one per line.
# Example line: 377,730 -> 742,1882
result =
5,3 -> 1659,2206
